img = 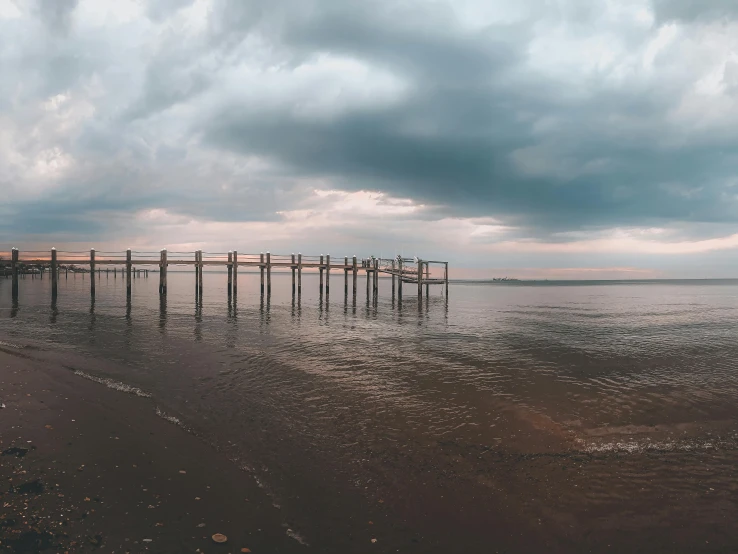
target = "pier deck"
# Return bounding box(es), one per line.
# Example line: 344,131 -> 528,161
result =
2,248 -> 449,302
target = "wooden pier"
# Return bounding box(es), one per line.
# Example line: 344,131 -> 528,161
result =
2,248 -> 449,302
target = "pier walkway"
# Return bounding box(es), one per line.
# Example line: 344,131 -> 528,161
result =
2,248 -> 449,302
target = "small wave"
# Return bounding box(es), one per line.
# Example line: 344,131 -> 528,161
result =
155,407 -> 185,427
576,437 -> 736,454
71,369 -> 151,398
0,340 -> 24,349
286,527 -> 309,546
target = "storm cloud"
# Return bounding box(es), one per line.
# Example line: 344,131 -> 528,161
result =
1,0 -> 737,273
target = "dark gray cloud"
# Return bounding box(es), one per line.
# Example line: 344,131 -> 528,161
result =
199,0 -> 738,236
2,0 -> 738,262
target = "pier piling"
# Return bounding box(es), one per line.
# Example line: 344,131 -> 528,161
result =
51,248 -> 57,298
90,249 -> 96,296
233,250 -> 238,297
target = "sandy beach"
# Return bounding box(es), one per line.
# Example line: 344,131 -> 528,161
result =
0,345 -> 311,553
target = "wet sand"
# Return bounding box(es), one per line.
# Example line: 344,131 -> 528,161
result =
2,341 -> 738,553
0,348 -> 309,553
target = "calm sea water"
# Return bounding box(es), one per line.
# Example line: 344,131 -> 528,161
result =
3,271 -> 738,549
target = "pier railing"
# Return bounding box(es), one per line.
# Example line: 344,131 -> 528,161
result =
1,248 -> 449,302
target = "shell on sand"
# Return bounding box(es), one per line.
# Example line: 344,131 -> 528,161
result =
212,533 -> 228,543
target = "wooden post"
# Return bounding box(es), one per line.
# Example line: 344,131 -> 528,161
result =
373,259 -> 379,296
163,250 -> 168,294
126,249 -> 132,296
319,255 -> 324,294
352,256 -> 357,299
198,250 -> 203,294
326,254 -> 330,296
10,248 -> 19,301
366,260 -> 370,298
391,260 -> 395,297
444,262 -> 449,297
195,251 -> 199,294
398,258 -> 403,299
291,254 -> 296,294
90,248 -> 96,296
425,262 -> 430,297
227,251 -> 233,297
297,253 -> 302,294
266,252 -> 271,294
417,259 -> 423,299
159,249 -> 168,295
11,248 -> 18,297
51,248 -> 57,298
233,250 -> 238,296
260,253 -> 264,294
344,256 -> 348,296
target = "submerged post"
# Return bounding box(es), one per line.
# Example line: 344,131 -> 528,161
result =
425,262 -> 430,297
51,248 -> 57,298
194,251 -> 199,294
298,253 -> 302,294
90,248 -> 96,296
417,259 -> 422,299
291,254 -> 296,294
227,251 -> 233,297
198,250 -> 203,295
126,249 -> 132,297
444,262 -> 449,297
233,250 -> 238,296
326,254 -> 330,296
391,259 -> 395,298
266,252 -> 271,294
11,248 -> 18,298
319,255 -> 324,294
373,259 -> 379,295
344,256 -> 348,296
159,249 -> 168,295
352,255 -> 357,300
260,253 -> 264,294
398,257 -> 403,300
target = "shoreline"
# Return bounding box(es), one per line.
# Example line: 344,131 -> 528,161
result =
0,345 -> 309,553
3,334 -> 738,553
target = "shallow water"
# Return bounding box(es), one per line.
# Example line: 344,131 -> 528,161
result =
3,272 -> 738,550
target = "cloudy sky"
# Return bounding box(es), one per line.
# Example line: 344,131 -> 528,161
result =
1,0 -> 738,278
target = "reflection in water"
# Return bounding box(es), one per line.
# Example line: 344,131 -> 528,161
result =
50,296 -> 58,324
159,293 -> 167,332
194,299 -> 202,342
